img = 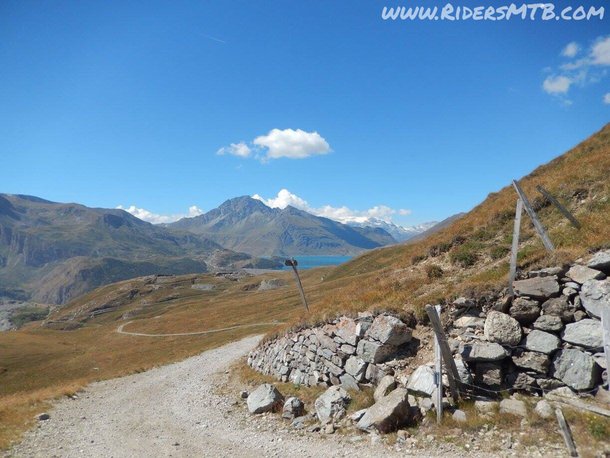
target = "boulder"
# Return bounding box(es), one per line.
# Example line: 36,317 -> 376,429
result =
356,340 -> 396,364
587,250 -> 610,272
455,359 -> 474,384
453,297 -> 475,308
566,265 -> 606,284
247,384 -> 284,414
258,279 -> 286,291
484,311 -> 522,346
541,296 -> 575,322
335,317 -> 359,346
350,408 -> 368,422
551,349 -> 601,391
513,276 -> 560,300
365,364 -> 388,385
475,400 -> 497,415
454,315 -> 485,328
357,388 -> 410,433
500,399 -> 527,417
282,397 -> 305,420
314,386 -> 351,424
579,279 -> 610,319
561,319 -> 603,349
366,315 -> 412,346
533,315 -> 564,333
460,342 -> 510,362
374,375 -> 397,402
523,330 -> 561,355
406,365 -> 436,396
344,356 -> 368,381
535,400 -> 553,419
506,372 -> 537,391
509,298 -> 541,324
529,267 -> 564,278
340,373 -> 361,391
512,351 -> 550,374
475,363 -> 503,387
452,410 -> 467,423
37,413 -> 50,421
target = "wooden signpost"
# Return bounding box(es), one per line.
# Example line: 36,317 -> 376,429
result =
425,305 -> 459,403
536,185 -> 581,229
285,259 -> 309,312
511,180 -> 554,252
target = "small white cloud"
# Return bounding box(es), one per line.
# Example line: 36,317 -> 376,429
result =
399,209 -> 412,215
561,42 -> 580,58
253,128 -> 332,160
604,93 -> 610,104
543,75 -> 572,94
216,141 -> 251,158
117,205 -> 204,224
591,35 -> 610,66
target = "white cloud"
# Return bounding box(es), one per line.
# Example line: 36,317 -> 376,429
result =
117,205 -> 204,224
216,141 -> 251,158
591,36 -> 610,66
217,129 -> 331,162
561,42 -> 580,58
543,75 -> 571,94
253,189 -> 409,224
604,93 -> 610,104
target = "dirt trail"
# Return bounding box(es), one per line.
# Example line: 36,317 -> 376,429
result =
115,321 -> 285,337
8,335 -> 466,458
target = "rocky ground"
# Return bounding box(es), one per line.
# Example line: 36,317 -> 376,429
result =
4,335 -> 569,458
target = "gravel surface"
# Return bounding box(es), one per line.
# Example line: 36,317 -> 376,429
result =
7,335 -> 547,458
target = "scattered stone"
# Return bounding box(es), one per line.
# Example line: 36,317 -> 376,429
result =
334,318 -> 359,346
282,397 -> 305,420
533,315 -> 564,333
290,414 -> 312,429
534,400 -> 553,419
339,373 -> 360,391
546,386 -> 578,399
513,276 -> 560,300
506,372 -> 537,391
406,365 -> 436,396
344,356 -> 367,381
454,297 -> 475,308
357,388 -> 410,433
247,384 -> 283,414
475,400 -> 497,415
454,316 -> 485,328
573,310 -> 587,321
374,375 -> 397,402
523,330 -> 561,355
452,409 -> 467,423
587,250 -> 610,272
536,378 -> 565,391
552,349 -> 601,391
314,386 -> 351,424
240,390 -> 249,399
579,279 -> 610,319
258,279 -> 286,291
484,311 -> 522,346
562,319 -> 603,348
529,267 -> 564,278
356,340 -> 396,364
455,359 -> 474,384
324,423 -> 335,434
499,399 -> 527,417
509,298 -> 541,324
541,296 -> 575,322
365,364 -> 388,385
366,315 -> 412,346
37,413 -> 50,421
460,342 -> 510,362
350,409 -> 368,422
512,351 -> 550,374
563,287 -> 578,298
566,265 -> 606,284
475,363 -> 503,388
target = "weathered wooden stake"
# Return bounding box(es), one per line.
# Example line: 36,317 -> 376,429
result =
425,305 -> 459,402
507,198 -> 523,299
285,259 -> 309,312
536,185 -> 582,229
512,180 -> 554,252
602,307 -> 610,391
555,407 -> 578,457
434,304 -> 443,424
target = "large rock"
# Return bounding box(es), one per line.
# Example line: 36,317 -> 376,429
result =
524,330 -> 561,354
566,265 -> 606,284
499,399 -> 527,417
247,384 -> 284,414
475,363 -> 502,387
535,400 -> 553,418
455,359 -> 473,384
513,276 -> 560,300
314,386 -> 351,424
509,298 -> 541,324
339,373 -> 360,391
561,319 -> 603,348
335,318 -> 359,346
533,315 -> 564,333
258,279 -> 286,291
365,364 -> 388,385
374,375 -> 397,402
357,388 -> 410,433
552,349 -> 601,391
356,340 -> 396,364
366,315 -> 412,346
454,315 -> 485,328
579,279 -> 610,319
459,342 -> 510,361
506,372 -> 537,391
512,351 -> 550,374
541,296 -> 576,322
484,311 -> 522,346
406,365 -> 436,396
587,250 -> 610,272
282,397 -> 305,419
344,356 -> 367,381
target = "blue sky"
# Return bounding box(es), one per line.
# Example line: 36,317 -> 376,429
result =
1,0 -> 608,227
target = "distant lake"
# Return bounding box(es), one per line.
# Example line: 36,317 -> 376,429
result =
280,256 -> 353,270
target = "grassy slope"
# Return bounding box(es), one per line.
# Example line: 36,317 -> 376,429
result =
0,123 -> 609,449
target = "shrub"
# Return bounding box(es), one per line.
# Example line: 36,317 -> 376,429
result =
411,254 -> 427,265
490,245 -> 510,260
450,243 -> 479,267
427,242 -> 451,258
450,235 -> 466,247
426,265 -> 444,279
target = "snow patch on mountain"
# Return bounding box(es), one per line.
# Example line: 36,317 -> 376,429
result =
344,217 -> 438,242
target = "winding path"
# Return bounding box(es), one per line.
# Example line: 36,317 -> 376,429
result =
116,320 -> 285,337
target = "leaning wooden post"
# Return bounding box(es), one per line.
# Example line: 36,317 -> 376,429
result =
434,305 -> 443,424
285,259 -> 309,312
602,308 -> 610,391
507,198 -> 523,302
535,185 -> 581,229
512,180 -> 554,252
425,305 -> 459,402
555,407 -> 578,457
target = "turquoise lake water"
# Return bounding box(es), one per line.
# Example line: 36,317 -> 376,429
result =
280,255 -> 353,270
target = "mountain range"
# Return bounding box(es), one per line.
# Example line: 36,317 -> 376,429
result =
343,217 -> 438,242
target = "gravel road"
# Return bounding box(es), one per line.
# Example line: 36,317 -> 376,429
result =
8,335 -> 477,458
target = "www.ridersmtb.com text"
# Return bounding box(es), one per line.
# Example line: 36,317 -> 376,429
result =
382,4 -> 604,21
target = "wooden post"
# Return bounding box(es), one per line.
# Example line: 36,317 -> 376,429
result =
425,305 -> 459,402
512,180 -> 554,252
507,198 -> 523,299
602,308 -> 610,391
434,305 -> 443,424
555,407 -> 578,457
285,259 -> 309,312
536,185 -> 581,229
